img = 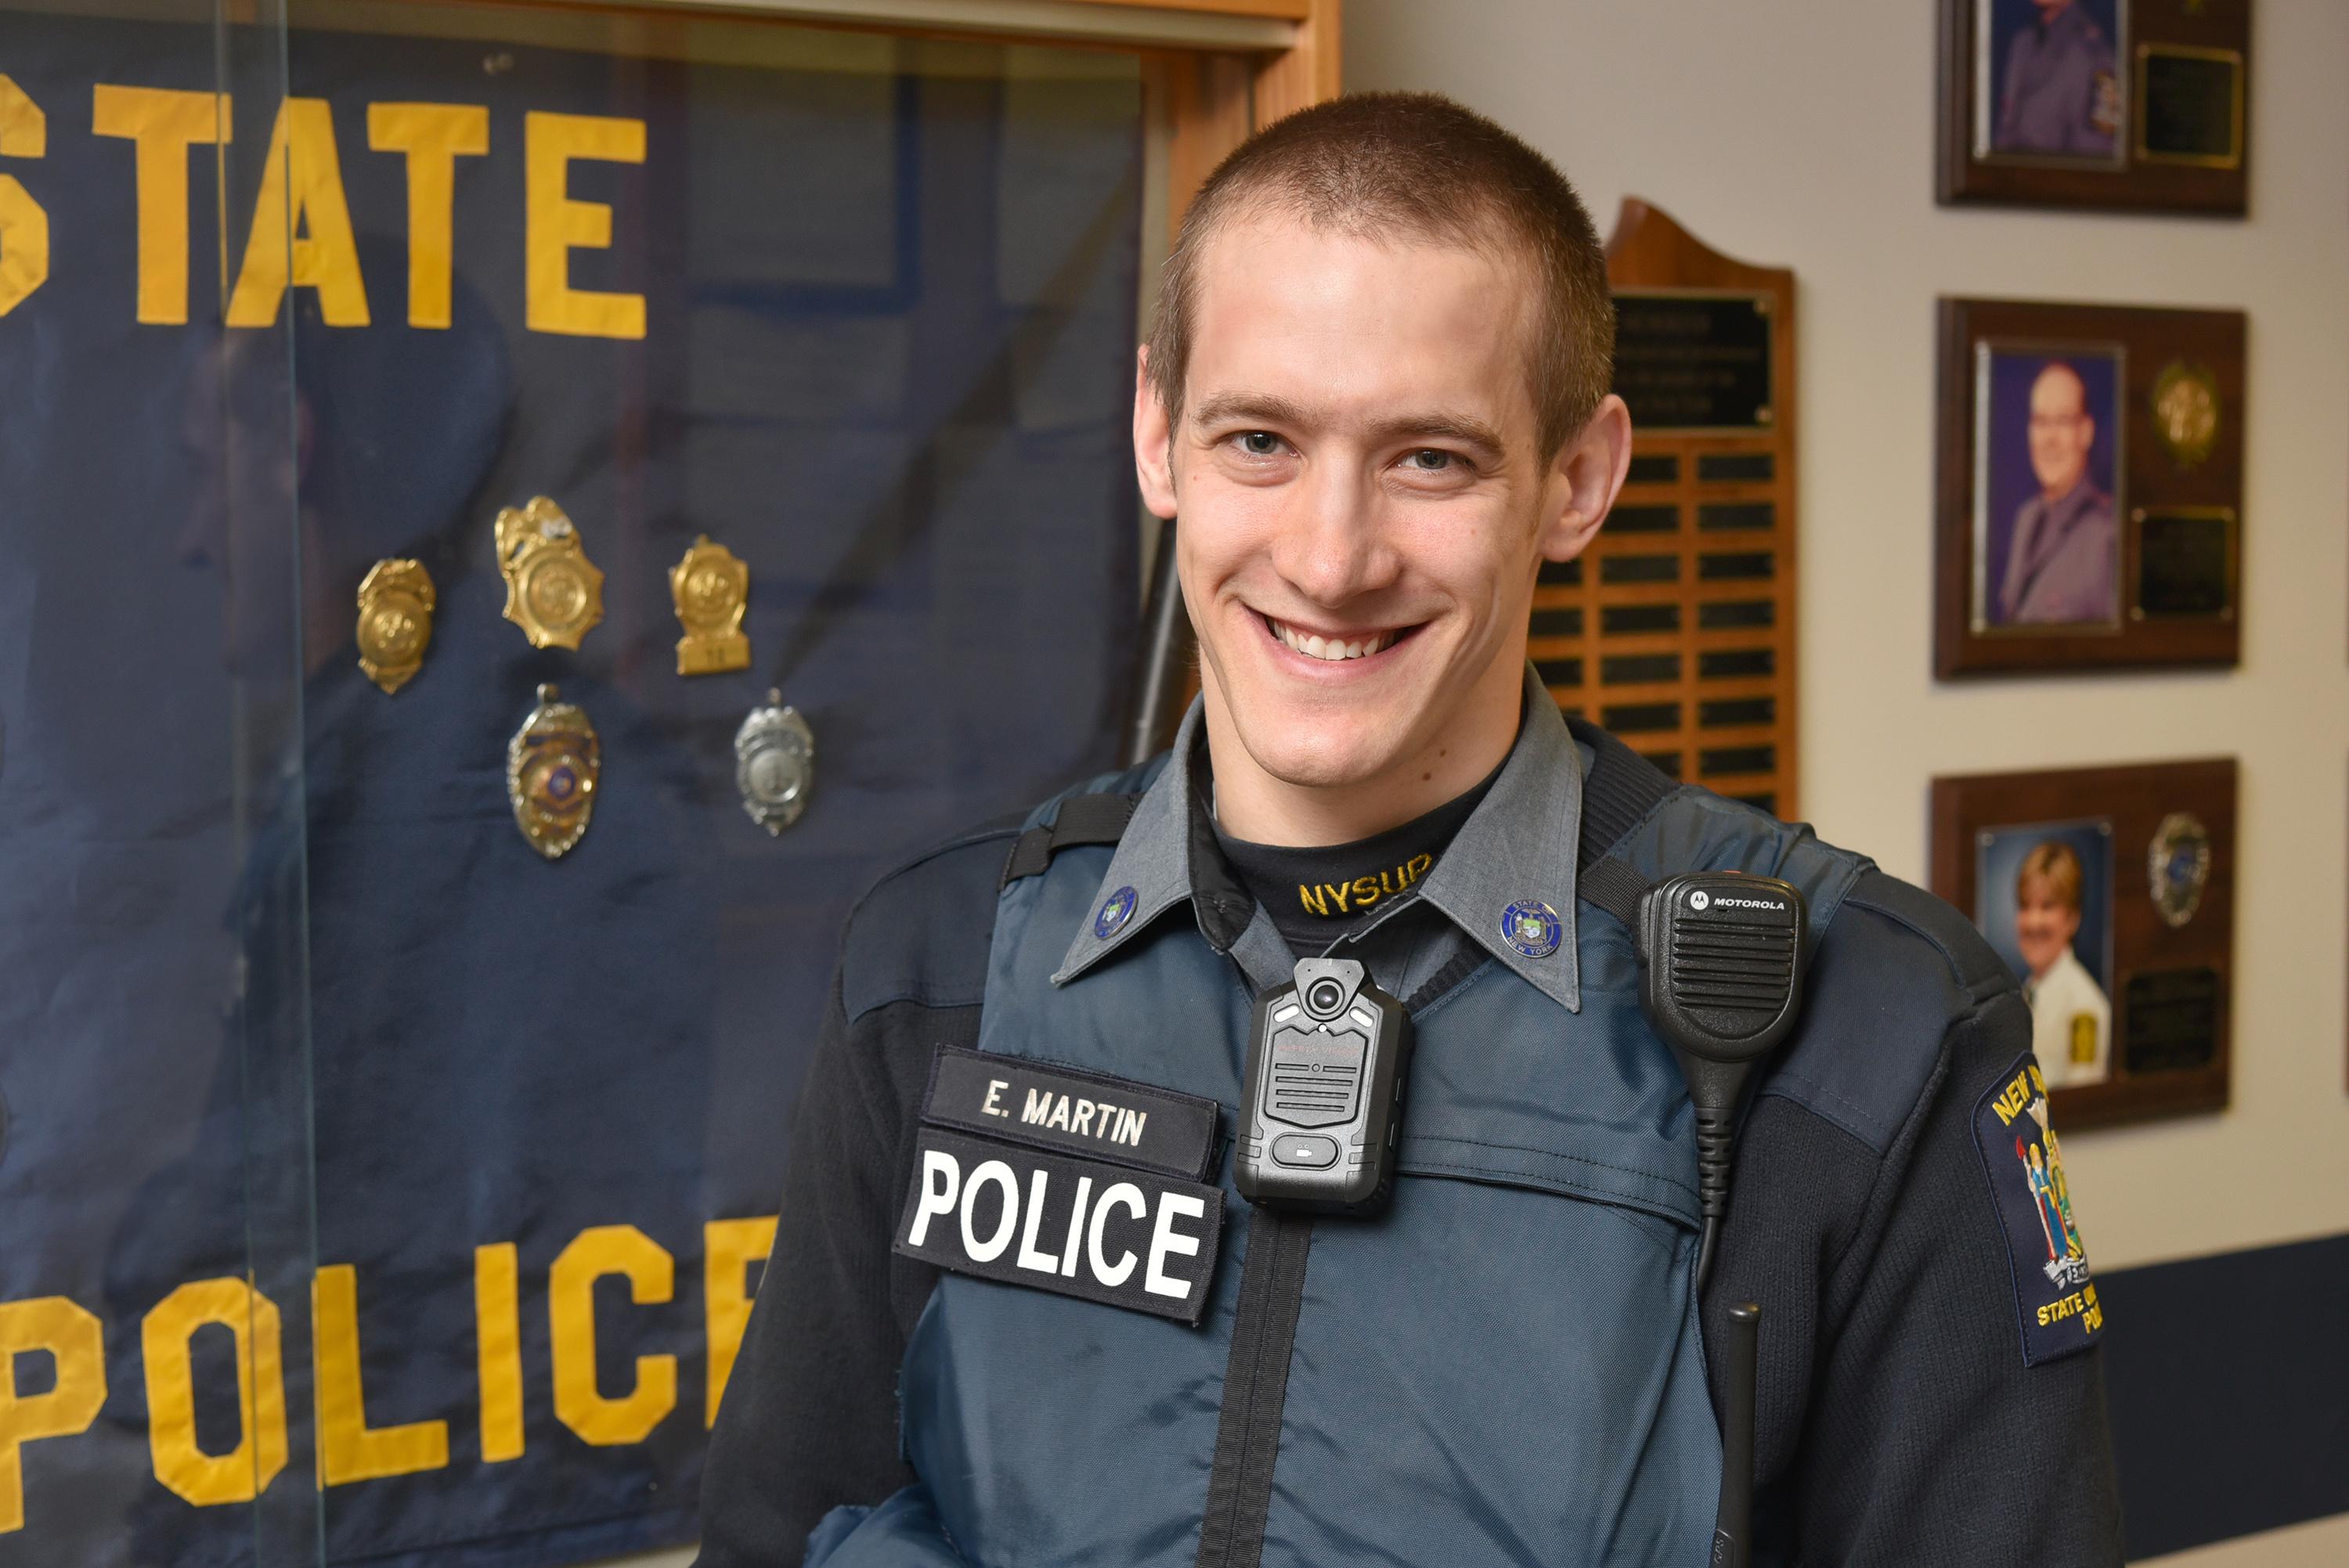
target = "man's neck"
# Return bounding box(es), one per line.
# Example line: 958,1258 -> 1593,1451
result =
1200,658 -> 1525,848
2039,471 -> 2087,508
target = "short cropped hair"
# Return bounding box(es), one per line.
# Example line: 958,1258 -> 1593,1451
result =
2017,841 -> 2085,914
1146,92 -> 1614,461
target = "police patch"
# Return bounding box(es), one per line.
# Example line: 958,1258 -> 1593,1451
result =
1975,1053 -> 2103,1366
894,1127 -> 1225,1324
923,1047 -> 1221,1181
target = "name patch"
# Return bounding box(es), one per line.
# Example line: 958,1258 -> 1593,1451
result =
893,1127 -> 1225,1324
922,1047 -> 1221,1181
1974,1052 -> 2103,1366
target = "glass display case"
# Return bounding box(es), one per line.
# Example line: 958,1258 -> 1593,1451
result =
0,2 -> 1322,1562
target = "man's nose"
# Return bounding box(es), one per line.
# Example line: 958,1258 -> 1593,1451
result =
1271,458 -> 1394,607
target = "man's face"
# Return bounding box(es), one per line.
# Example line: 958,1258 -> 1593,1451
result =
2014,874 -> 2082,979
1141,214 -> 1587,798
2035,0 -> 2071,23
2027,364 -> 2095,498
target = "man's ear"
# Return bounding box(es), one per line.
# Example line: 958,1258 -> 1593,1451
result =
1537,392 -> 1633,564
1133,346 -> 1179,521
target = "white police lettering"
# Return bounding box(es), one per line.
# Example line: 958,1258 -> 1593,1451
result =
1021,1088 -> 1148,1148
895,1126 -> 1224,1322
983,1079 -> 1009,1118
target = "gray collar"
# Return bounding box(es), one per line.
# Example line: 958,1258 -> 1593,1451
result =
1053,664 -> 1583,1012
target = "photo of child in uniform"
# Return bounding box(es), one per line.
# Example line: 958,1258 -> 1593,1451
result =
1983,0 -> 2123,160
1977,348 -> 2122,629
1976,821 -> 2113,1087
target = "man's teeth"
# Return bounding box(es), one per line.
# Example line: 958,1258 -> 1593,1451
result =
1272,619 -> 1395,661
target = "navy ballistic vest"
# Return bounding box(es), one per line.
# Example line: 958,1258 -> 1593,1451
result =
809,748 -> 1867,1568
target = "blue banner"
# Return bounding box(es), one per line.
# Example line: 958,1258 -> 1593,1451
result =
0,12 -> 1141,1565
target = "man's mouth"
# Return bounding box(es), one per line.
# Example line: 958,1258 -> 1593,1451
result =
1263,615 -> 1412,663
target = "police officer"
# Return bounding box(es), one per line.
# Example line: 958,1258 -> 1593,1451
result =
1994,0 -> 2121,158
1999,360 -> 2119,626
697,93 -> 2124,1566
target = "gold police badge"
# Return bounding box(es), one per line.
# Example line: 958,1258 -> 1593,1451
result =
669,535 -> 751,676
495,497 -> 604,651
355,558 -> 435,694
2150,361 -> 2220,469
2147,811 -> 2211,929
506,683 -> 601,859
734,689 -> 813,834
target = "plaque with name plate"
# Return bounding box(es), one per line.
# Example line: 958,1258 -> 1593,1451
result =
1931,757 -> 2235,1130
1533,200 -> 1799,819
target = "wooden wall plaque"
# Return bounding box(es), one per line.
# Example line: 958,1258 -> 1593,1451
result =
1543,200 -> 1799,816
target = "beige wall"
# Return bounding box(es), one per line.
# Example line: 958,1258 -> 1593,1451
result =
1348,0 -> 2349,1563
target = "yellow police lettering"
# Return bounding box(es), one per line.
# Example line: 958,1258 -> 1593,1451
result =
703,1216 -> 777,1426
473,1243 -> 525,1463
91,84 -> 226,324
548,1225 -> 677,1446
1991,1068 -> 2034,1126
524,110 -> 645,338
226,97 -> 370,327
313,1264 -> 449,1484
366,101 -> 488,328
0,1296 -> 106,1534
0,76 -> 49,319
141,1278 -> 289,1507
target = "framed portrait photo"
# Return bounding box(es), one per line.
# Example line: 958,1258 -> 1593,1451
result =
1932,758 -> 2235,1129
1935,298 -> 2243,678
1937,0 -> 2250,214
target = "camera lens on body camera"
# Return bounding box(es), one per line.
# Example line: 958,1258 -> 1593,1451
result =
1305,978 -> 1346,1015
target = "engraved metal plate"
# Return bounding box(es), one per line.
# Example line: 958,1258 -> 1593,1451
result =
734,689 -> 813,834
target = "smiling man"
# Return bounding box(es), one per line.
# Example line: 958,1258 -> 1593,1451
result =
696,94 -> 2123,1568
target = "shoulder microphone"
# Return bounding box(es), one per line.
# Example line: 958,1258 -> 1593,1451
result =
1634,871 -> 1809,1292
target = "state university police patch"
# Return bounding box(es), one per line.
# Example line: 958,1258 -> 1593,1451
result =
1975,1053 -> 2104,1366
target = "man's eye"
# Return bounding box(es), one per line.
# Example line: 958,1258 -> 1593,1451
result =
1238,431 -> 1282,456
1405,449 -> 1454,471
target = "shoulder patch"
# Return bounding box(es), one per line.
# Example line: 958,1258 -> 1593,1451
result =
1974,1052 -> 2103,1366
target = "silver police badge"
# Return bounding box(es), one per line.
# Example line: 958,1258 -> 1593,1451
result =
2147,812 -> 2210,929
735,690 -> 813,835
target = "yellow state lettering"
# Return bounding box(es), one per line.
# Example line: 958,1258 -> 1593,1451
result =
1405,852 -> 1432,882
226,97 -> 369,327
1324,883 -> 1351,914
0,77 -> 49,319
704,1216 -> 778,1426
524,111 -> 644,338
312,1265 -> 449,1485
474,1244 -> 525,1464
140,1278 -> 288,1507
0,1297 -> 106,1534
548,1225 -> 676,1445
1297,885 -> 1326,917
90,84 -> 226,324
1993,1070 -> 2031,1126
366,102 -> 487,329
1351,875 -> 1380,907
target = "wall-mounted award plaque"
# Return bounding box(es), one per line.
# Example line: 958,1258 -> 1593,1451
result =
1539,200 -> 1798,816
1934,297 -> 2244,678
1931,757 -> 2235,1130
1937,0 -> 2250,216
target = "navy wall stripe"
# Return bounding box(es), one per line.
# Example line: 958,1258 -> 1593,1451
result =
2098,1231 -> 2349,1559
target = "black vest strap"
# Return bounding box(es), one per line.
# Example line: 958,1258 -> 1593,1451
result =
1001,791 -> 1142,887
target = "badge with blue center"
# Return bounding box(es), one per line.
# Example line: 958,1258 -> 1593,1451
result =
507,683 -> 600,860
1095,885 -> 1137,939
1501,899 -> 1561,958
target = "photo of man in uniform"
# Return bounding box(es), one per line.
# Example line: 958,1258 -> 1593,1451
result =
1983,352 -> 2122,628
1977,827 -> 2113,1088
1987,0 -> 2123,159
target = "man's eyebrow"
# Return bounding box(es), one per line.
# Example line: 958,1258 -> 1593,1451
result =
1189,392 -> 1315,430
